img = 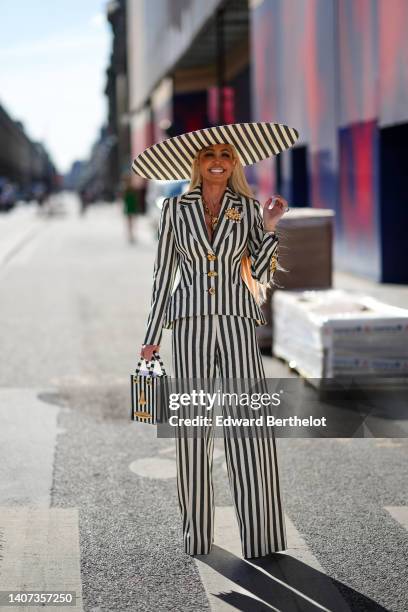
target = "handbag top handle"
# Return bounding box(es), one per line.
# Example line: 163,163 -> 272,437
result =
135,351 -> 167,376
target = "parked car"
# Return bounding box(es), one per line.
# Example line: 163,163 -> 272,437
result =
145,179 -> 189,233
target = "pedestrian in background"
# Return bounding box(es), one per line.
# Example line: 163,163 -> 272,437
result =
121,175 -> 141,243
134,122 -> 298,559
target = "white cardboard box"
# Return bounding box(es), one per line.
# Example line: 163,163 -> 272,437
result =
272,289 -> 408,380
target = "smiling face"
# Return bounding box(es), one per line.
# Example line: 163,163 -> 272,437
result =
198,143 -> 237,186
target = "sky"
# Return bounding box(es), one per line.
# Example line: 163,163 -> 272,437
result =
0,0 -> 111,174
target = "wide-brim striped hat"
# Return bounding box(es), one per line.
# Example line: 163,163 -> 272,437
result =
131,121 -> 299,181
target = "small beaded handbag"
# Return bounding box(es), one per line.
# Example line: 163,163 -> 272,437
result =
130,351 -> 169,424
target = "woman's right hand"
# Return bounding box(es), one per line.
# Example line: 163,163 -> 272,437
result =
140,344 -> 160,362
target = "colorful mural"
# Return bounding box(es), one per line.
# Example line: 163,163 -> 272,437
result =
250,0 -> 407,281
128,0 -> 407,281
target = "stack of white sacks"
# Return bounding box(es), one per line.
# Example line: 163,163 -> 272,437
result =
272,289 -> 408,380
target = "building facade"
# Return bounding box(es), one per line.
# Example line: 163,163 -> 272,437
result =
123,0 -> 407,282
0,104 -> 56,191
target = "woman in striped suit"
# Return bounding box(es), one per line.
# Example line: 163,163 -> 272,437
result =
136,122 -> 298,559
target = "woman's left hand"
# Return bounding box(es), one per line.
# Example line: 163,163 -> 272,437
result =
262,195 -> 289,231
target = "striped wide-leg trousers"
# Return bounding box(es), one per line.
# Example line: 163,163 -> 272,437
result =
171,314 -> 288,559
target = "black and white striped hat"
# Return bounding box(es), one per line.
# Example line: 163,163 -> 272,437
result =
131,122 -> 299,181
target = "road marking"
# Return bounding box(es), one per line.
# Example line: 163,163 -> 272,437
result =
7,222 -> 53,265
0,507 -> 84,611
384,506 -> 408,530
374,439 -> 404,448
0,207 -> 45,268
194,507 -> 350,611
0,388 -> 63,506
129,457 -> 177,479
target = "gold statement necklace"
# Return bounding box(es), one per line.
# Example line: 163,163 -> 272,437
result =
202,197 -> 221,228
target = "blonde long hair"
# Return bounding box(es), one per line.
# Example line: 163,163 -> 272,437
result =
188,144 -> 276,307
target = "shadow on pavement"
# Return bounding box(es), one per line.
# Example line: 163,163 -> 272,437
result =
196,545 -> 388,611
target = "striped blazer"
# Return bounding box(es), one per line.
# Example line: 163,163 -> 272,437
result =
142,185 -> 279,346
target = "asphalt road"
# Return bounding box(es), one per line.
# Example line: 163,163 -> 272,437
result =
0,195 -> 407,612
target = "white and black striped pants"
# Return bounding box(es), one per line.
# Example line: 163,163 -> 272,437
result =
171,314 -> 287,559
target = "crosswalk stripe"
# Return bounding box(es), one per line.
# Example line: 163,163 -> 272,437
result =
0,389 -> 62,506
194,506 -> 350,611
0,507 -> 84,611
384,506 -> 408,530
